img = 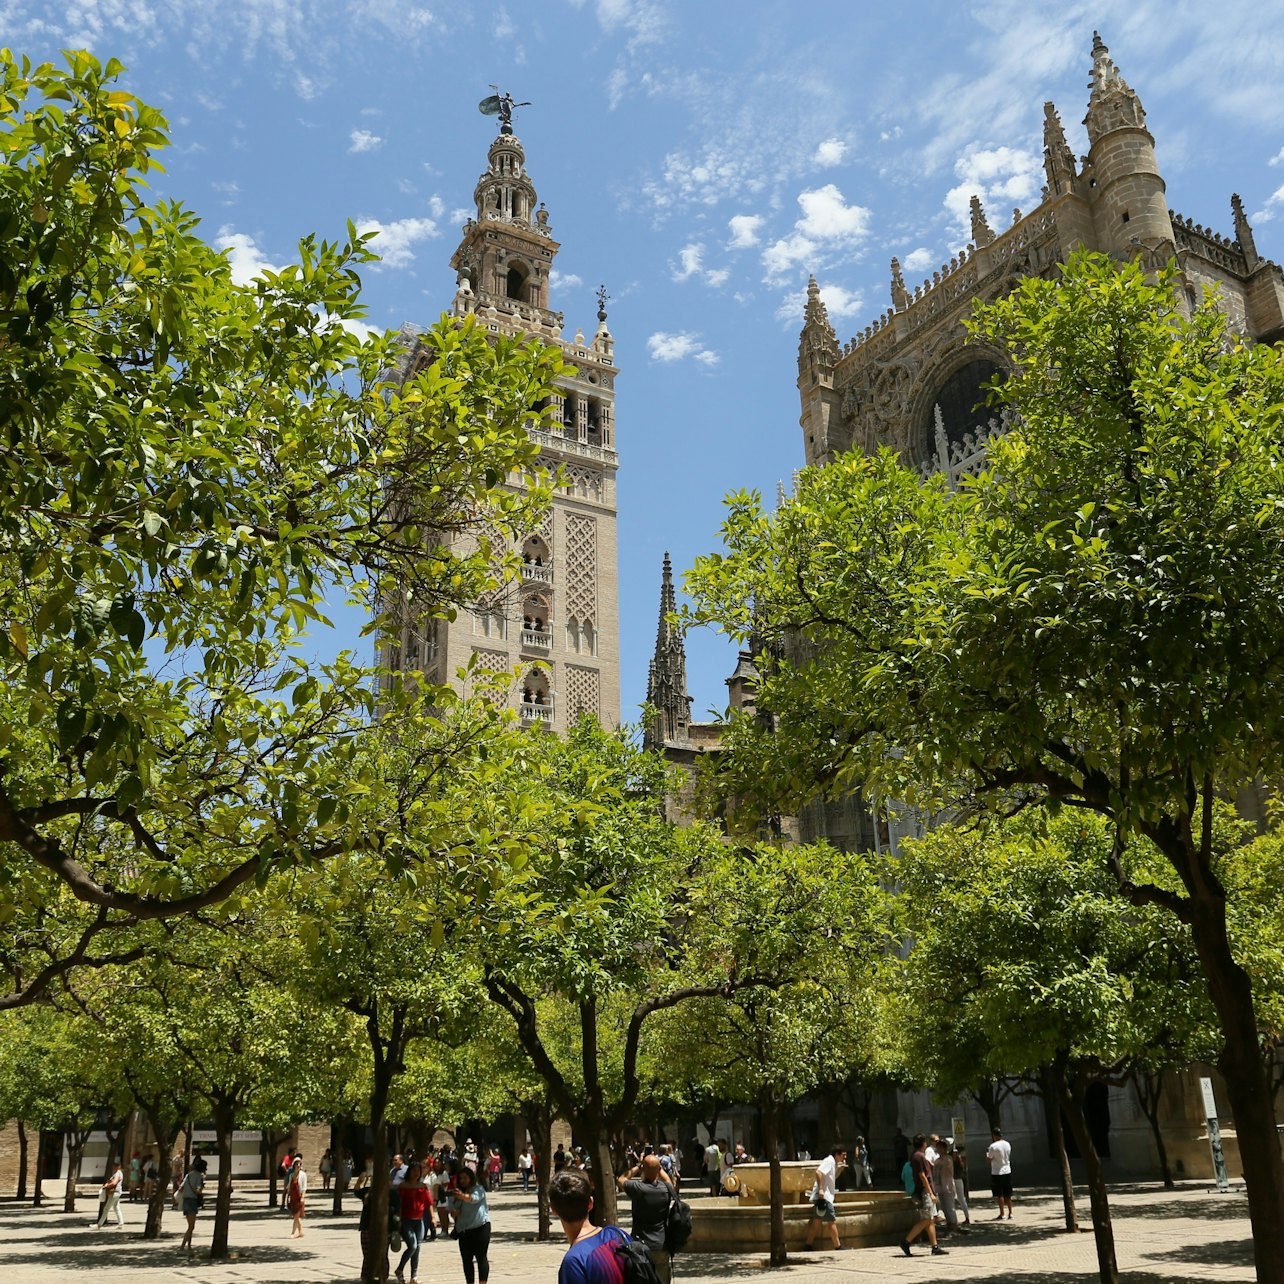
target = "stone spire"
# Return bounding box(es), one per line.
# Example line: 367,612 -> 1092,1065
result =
1042,101 -> 1077,195
1084,31 -> 1147,146
1232,194 -> 1260,271
969,195 -> 995,246
798,275 -> 838,370
643,552 -> 693,750
890,257 -> 909,310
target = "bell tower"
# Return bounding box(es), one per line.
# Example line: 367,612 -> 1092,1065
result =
389,98 -> 621,733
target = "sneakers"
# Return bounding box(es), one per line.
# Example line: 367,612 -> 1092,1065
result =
932,1246 -> 949,1255
900,1241 -> 913,1257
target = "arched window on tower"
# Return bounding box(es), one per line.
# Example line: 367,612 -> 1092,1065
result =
582,619 -> 596,657
506,264 -> 527,301
566,615 -> 580,653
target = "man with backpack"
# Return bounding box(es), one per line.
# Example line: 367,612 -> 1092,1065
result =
549,1169 -> 630,1284
617,1153 -> 681,1283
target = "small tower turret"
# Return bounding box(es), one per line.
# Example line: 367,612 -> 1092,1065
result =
1082,32 -> 1175,262
797,276 -> 844,467
1042,101 -> 1077,196
969,195 -> 995,247
1232,194 -> 1260,271
890,257 -> 909,311
643,552 -> 693,751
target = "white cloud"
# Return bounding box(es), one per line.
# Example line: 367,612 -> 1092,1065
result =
349,129 -> 384,154
211,179 -> 239,206
1254,184 -> 1284,224
902,247 -> 934,273
761,184 -> 872,282
550,269 -> 583,288
215,229 -> 282,285
492,6 -> 516,38
295,74 -> 321,102
814,138 -> 847,167
355,217 -> 439,268
449,207 -> 472,225
943,145 -> 1040,241
428,195 -> 445,218
647,331 -> 719,367
1270,147 -> 1284,167
670,242 -> 730,289
673,243 -> 704,281
728,214 -> 763,248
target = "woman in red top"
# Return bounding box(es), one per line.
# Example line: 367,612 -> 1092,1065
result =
396,1162 -> 433,1284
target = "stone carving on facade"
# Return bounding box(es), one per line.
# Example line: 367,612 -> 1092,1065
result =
564,512 -> 597,623
565,663 -> 601,721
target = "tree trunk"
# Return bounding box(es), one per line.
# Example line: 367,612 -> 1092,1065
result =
16,1120 -> 28,1200
1186,880 -> 1284,1284
582,1121 -> 617,1225
209,1103 -> 236,1260
1131,1070 -> 1175,1189
63,1130 -> 86,1213
1039,1065 -> 1079,1232
331,1116 -> 346,1217
763,1098 -> 787,1267
532,1105 -> 554,1240
142,1110 -> 177,1239
264,1128 -> 288,1208
361,1110 -> 391,1284
1060,1073 -> 1117,1284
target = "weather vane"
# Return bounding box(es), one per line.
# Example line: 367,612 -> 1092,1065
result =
478,86 -> 531,135
596,285 -> 611,322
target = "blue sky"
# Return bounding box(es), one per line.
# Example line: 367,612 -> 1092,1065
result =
7,0 -> 1284,724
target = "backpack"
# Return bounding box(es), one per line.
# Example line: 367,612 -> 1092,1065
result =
664,1193 -> 693,1254
612,1233 -> 663,1284
901,1161 -> 915,1196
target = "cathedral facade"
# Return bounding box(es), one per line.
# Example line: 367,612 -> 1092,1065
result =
791,32 -> 1283,855
384,116 -> 621,732
799,33 -> 1284,488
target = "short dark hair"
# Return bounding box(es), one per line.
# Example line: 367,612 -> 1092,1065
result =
991,1128 -> 1003,1138
549,1169 -> 593,1222
830,1144 -> 847,1157
912,1133 -> 926,1149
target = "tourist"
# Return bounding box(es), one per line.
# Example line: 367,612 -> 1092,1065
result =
852,1136 -> 872,1189
321,1147 -> 334,1191
391,1152 -> 409,1189
436,1158 -> 459,1237
704,1138 -> 722,1197
356,1154 -> 375,1191
618,1151 -> 675,1283
486,1146 -> 503,1191
463,1138 -> 480,1174
517,1145 -> 534,1193
170,1151 -> 184,1200
287,1152 -> 308,1239
454,1165 -> 492,1284
900,1134 -> 947,1257
986,1128 -> 1013,1219
549,1168 -> 627,1284
340,1149 -> 355,1192
935,1137 -> 971,1232
93,1156 -> 126,1228
178,1157 -> 206,1252
804,1144 -> 846,1251
657,1143 -> 676,1183
395,1160 -> 432,1284
128,1150 -> 142,1201
554,1143 -> 568,1173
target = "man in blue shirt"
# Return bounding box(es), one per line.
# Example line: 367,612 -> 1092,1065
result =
549,1169 -> 627,1284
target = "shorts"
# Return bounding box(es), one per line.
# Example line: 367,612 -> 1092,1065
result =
916,1192 -> 934,1221
991,1173 -> 1013,1199
811,1198 -> 836,1223
182,1197 -> 199,1216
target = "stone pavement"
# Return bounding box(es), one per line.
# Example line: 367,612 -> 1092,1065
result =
0,1180 -> 1257,1284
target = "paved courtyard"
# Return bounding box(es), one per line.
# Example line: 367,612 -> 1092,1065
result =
0,1180 -> 1257,1284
